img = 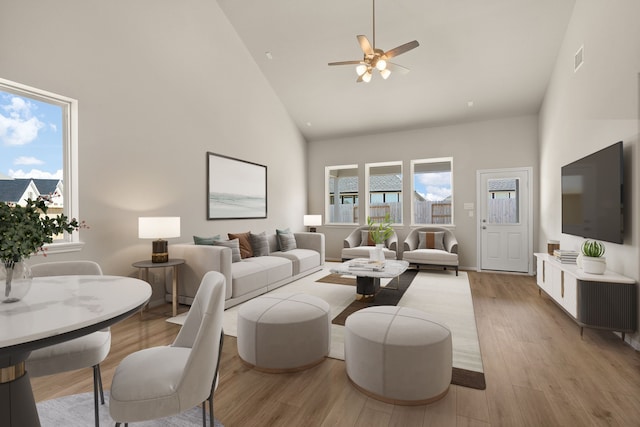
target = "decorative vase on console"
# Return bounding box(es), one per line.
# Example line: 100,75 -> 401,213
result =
0,199 -> 83,303
367,213 -> 393,263
580,240 -> 606,275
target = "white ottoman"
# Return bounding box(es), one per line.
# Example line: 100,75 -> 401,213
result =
345,306 -> 452,405
237,293 -> 330,373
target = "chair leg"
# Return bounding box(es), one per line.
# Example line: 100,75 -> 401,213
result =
96,364 -> 105,404
93,365 -> 100,427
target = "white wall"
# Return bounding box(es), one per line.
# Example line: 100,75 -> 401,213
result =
0,0 -> 308,304
539,0 -> 640,346
307,115 -> 539,267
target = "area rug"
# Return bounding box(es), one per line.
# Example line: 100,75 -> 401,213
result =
36,391 -> 224,426
167,264 -> 485,390
322,269 -> 419,325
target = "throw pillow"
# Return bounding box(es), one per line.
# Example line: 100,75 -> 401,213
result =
418,231 -> 445,250
276,228 -> 297,252
250,231 -> 270,257
360,230 -> 375,246
193,235 -> 221,245
212,239 -> 242,263
228,232 -> 253,259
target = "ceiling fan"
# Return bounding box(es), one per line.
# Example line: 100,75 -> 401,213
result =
328,0 -> 419,83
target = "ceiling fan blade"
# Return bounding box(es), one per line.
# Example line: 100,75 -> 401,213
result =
357,35 -> 374,55
387,62 -> 410,74
384,40 -> 419,59
328,60 -> 364,66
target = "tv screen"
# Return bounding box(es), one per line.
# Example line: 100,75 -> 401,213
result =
561,141 -> 623,244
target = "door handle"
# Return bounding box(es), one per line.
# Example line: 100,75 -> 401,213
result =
482,226 -> 486,229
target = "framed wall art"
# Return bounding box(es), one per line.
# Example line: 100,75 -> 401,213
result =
207,152 -> 267,220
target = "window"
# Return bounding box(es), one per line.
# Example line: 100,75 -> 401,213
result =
411,158 -> 453,225
366,161 -> 402,224
0,78 -> 80,249
326,165 -> 359,224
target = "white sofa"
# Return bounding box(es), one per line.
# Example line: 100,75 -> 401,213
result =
168,232 -> 324,309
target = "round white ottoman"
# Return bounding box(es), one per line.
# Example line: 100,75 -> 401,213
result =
344,306 -> 452,405
237,293 -> 331,373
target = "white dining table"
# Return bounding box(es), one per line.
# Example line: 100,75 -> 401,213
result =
0,275 -> 152,427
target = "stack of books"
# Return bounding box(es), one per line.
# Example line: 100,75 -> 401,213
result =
553,249 -> 578,264
349,260 -> 386,271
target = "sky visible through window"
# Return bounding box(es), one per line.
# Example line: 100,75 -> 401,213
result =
0,90 -> 63,179
415,171 -> 451,201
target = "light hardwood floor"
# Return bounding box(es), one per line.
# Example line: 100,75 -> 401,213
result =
32,272 -> 640,426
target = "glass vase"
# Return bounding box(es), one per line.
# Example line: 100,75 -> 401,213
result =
1,259 -> 32,303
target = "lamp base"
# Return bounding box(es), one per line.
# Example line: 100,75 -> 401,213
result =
152,239 -> 169,263
309,227 -> 317,233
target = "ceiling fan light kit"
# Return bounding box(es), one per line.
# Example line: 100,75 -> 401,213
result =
328,0 -> 419,83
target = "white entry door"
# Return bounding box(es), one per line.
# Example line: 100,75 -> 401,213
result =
477,168 -> 532,273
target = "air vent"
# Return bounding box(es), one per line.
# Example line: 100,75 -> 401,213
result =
574,45 -> 584,72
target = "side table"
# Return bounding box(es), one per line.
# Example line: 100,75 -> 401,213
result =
132,258 -> 185,317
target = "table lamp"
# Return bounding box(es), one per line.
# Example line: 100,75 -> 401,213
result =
138,217 -> 181,263
303,215 -> 322,232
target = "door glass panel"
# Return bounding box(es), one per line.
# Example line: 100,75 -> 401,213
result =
486,177 -> 519,224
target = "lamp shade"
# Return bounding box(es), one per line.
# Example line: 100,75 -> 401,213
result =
303,215 -> 322,227
138,217 -> 181,239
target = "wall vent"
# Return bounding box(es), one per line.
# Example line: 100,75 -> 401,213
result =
574,45 -> 584,72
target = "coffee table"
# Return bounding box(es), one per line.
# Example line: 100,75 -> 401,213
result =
330,259 -> 409,301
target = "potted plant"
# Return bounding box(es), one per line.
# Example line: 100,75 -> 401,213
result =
0,199 -> 83,302
580,239 -> 606,274
367,213 -> 394,262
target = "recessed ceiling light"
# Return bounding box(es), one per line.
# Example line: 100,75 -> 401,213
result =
306,122 -> 312,127
265,51 -> 273,60
467,101 -> 474,107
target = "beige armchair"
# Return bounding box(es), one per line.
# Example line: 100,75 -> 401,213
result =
403,226 -> 459,275
341,225 -> 398,261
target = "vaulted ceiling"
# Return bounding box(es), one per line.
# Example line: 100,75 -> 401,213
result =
217,0 -> 576,141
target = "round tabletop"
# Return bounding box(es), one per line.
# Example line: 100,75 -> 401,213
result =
132,258 -> 185,268
0,275 -> 151,352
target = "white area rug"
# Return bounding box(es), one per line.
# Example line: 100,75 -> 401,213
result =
37,391 -> 224,426
168,263 -> 484,374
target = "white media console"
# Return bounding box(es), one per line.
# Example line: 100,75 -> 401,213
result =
534,253 -> 637,340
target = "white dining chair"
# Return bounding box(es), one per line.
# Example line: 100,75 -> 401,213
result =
27,260 -> 109,427
110,270 -> 225,427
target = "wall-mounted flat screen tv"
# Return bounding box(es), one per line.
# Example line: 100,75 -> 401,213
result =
561,141 -> 623,244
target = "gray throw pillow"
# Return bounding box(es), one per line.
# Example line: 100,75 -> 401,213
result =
193,235 -> 221,245
276,228 -> 297,252
418,231 -> 445,250
250,231 -> 270,257
212,238 -> 242,262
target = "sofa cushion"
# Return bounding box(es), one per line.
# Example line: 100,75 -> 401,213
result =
276,228 -> 297,251
231,262 -> 268,297
418,231 -> 445,251
229,232 -> 253,259
243,256 -> 292,285
212,239 -> 242,263
403,249 -> 458,266
250,231 -> 270,257
193,235 -> 221,245
271,249 -> 320,275
341,246 -> 396,260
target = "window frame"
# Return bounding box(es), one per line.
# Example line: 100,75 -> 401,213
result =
325,164 -> 359,225
410,157 -> 454,226
365,161 -> 403,225
0,77 -> 82,253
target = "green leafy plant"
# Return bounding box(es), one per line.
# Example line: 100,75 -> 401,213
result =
0,199 -> 83,263
367,213 -> 394,245
581,240 -> 605,258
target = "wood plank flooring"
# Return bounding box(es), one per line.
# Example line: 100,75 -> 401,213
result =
32,272 -> 640,426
